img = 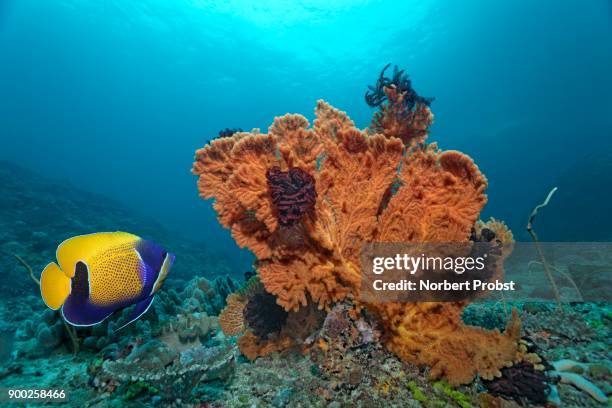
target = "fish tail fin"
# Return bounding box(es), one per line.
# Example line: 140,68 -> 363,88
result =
40,262 -> 71,310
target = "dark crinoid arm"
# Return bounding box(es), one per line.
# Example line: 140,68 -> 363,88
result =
365,63 -> 391,107
364,63 -> 433,109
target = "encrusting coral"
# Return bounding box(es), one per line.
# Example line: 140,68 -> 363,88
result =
236,330 -> 293,361
192,67 -> 522,386
219,293 -> 248,337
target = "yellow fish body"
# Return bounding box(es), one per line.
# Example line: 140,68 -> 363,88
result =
40,232 -> 174,327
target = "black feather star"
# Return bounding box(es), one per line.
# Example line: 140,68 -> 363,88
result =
218,128 -> 243,138
365,63 -> 433,109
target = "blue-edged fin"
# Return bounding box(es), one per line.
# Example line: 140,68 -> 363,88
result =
115,295 -> 155,332
62,304 -> 115,327
40,262 -> 71,310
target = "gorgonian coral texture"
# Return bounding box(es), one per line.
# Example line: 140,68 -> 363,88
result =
192,97 -> 519,385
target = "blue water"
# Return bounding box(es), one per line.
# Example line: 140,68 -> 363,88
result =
1,0 -> 611,258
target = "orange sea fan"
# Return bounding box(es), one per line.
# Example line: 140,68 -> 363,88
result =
376,144 -> 488,244
314,129 -> 404,264
371,301 -> 521,386
387,303 -> 520,386
193,99 -> 520,385
367,143 -> 520,386
258,253 -> 357,312
193,132 -> 279,259
271,113 -> 323,172
193,101 -> 397,311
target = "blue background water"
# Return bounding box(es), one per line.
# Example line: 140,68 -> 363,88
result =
1,0 -> 611,266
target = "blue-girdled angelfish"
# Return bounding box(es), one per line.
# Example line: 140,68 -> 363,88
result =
40,232 -> 174,329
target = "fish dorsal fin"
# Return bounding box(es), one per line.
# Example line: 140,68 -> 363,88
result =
56,232 -> 140,278
40,262 -> 71,310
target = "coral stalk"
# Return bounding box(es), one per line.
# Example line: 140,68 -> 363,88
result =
14,253 -> 40,285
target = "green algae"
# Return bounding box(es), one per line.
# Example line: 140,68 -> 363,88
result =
433,381 -> 473,408
407,380 -> 473,408
124,381 -> 159,401
407,380 -> 429,403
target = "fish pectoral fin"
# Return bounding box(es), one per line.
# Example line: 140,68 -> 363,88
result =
115,296 -> 155,332
40,262 -> 71,310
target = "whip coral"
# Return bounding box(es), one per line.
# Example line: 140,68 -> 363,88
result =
193,77 -> 520,384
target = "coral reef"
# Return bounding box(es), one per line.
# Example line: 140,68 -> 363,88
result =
2,275 -> 608,407
14,308 -> 66,358
4,272 -> 242,406
482,336 -> 608,405
376,305 -> 520,386
312,301 -> 384,388
4,66 -> 609,406
10,273 -> 239,362
223,300 -> 490,407
192,85 -> 521,384
218,276 -> 324,360
89,337 -> 236,405
553,371 -> 608,403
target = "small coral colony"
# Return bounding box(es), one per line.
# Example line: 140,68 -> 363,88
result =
191,65 -> 527,387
